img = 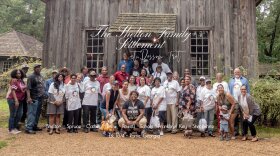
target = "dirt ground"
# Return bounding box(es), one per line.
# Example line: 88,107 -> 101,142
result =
0,128 -> 280,156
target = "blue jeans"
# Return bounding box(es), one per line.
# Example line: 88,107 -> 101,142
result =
100,107 -> 112,119
204,108 -> 215,134
7,99 -> 23,131
26,98 -> 43,130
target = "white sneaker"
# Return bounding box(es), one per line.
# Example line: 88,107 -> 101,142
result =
160,131 -> 164,136
14,129 -> 22,134
9,129 -> 21,135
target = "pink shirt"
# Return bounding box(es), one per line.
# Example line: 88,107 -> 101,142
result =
7,79 -> 27,101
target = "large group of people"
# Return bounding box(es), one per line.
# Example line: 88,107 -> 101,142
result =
6,52 -> 261,142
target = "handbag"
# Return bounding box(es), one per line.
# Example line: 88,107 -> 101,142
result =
149,111 -> 160,129
198,113 -> 207,132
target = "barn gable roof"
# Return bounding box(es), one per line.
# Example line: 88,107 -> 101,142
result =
109,13 -> 177,33
0,30 -> 42,58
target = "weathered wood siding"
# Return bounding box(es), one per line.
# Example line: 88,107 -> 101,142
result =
43,0 -> 258,78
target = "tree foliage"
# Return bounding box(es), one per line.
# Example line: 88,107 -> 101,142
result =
257,0 -> 280,63
0,0 -> 45,41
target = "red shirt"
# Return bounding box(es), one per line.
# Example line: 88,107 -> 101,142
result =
114,71 -> 129,87
96,75 -> 110,92
64,76 -> 71,84
7,79 -> 27,101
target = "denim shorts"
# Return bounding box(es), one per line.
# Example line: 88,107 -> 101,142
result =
220,124 -> 229,133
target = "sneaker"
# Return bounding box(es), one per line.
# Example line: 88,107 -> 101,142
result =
226,136 -> 230,141
141,130 -> 146,138
242,136 -> 247,141
9,129 -> 20,135
171,130 -> 177,134
251,137 -> 258,142
14,129 -> 22,134
201,133 -> 206,137
160,131 -> 164,136
25,129 -> 36,134
220,136 -> 224,141
209,133 -> 215,137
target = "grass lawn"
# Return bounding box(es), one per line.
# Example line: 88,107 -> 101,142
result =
0,99 -> 9,128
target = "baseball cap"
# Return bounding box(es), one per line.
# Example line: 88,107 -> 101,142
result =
166,71 -> 173,75
52,70 -> 58,74
143,59 -> 149,63
21,64 -> 29,69
199,76 -> 206,80
33,64 -> 41,68
205,79 -> 212,83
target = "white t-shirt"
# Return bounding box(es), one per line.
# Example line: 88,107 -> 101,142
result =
151,86 -> 167,111
82,80 -> 100,106
200,87 -> 216,111
65,83 -> 81,111
128,84 -> 137,92
137,85 -> 151,108
152,72 -> 167,85
48,83 -> 65,102
152,63 -> 171,74
102,83 -> 112,97
163,80 -> 180,104
233,78 -> 242,101
196,85 -> 205,102
213,81 -> 229,96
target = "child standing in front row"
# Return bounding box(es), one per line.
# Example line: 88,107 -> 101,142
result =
220,105 -> 230,141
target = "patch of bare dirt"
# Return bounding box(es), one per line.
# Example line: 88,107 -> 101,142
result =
0,128 -> 279,156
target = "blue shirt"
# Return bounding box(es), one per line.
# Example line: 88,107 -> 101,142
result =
45,78 -> 54,96
117,59 -> 134,73
228,76 -> 250,95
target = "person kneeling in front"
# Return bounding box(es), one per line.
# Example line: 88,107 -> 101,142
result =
118,91 -> 147,137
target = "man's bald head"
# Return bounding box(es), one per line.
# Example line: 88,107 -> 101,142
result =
234,68 -> 241,78
216,73 -> 223,82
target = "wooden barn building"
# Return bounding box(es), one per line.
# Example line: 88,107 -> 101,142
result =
42,0 -> 262,78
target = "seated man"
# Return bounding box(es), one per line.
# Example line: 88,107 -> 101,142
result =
118,91 -> 147,137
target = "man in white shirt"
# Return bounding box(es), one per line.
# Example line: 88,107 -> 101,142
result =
82,71 -> 101,133
213,73 -> 229,96
196,76 -> 206,104
152,57 -> 171,74
163,72 -> 181,134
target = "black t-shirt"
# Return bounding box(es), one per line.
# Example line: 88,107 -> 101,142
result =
130,67 -> 141,77
27,73 -> 45,99
122,99 -> 145,121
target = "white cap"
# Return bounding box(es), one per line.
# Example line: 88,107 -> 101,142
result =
199,76 -> 206,80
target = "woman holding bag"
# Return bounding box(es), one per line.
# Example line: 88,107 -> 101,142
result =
47,74 -> 65,135
238,85 -> 261,142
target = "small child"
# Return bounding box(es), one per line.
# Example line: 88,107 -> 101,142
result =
220,105 -> 230,141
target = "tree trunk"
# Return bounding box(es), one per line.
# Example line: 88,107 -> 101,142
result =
267,11 -> 280,57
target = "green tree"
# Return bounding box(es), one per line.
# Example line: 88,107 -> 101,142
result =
0,0 -> 45,41
257,0 -> 280,63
